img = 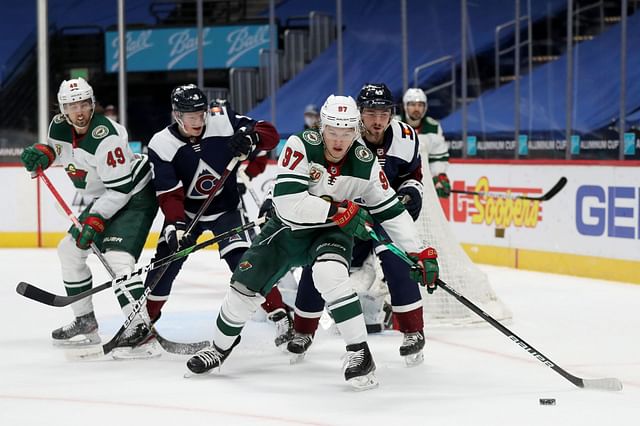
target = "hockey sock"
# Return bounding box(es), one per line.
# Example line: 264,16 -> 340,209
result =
104,251 -> 145,308
328,293 -> 367,345
261,286 -> 286,313
393,305 -> 424,333
213,282 -> 264,350
293,312 -> 321,335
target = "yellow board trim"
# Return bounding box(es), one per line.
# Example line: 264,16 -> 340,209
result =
0,232 -> 218,250
461,243 -> 640,285
1,233 -> 635,284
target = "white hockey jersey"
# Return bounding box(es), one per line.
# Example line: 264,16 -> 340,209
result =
46,113 -> 151,219
272,129 -> 423,254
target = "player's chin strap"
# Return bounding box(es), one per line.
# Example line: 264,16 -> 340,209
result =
364,224 -> 622,392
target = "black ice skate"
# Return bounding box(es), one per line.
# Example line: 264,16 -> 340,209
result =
185,336 -> 241,376
267,308 -> 294,347
51,311 -> 100,346
343,342 -> 378,391
111,322 -> 160,360
399,330 -> 425,367
287,332 -> 313,364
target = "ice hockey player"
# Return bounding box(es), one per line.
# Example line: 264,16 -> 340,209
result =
185,94 -> 439,390
20,78 -> 158,357
143,84 -> 293,347
401,88 -> 451,198
288,83 -> 433,366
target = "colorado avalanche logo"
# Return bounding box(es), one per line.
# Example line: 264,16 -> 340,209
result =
187,159 -> 222,199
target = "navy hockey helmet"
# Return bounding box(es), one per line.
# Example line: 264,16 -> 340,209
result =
171,84 -> 208,113
356,83 -> 394,110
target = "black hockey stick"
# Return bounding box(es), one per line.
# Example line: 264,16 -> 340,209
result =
75,157 -> 241,359
450,176 -> 567,201
42,169 -> 197,353
16,217 -> 264,307
366,225 -> 623,391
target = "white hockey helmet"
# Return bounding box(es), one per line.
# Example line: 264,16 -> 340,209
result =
320,95 -> 361,139
57,78 -> 95,111
402,88 -> 427,112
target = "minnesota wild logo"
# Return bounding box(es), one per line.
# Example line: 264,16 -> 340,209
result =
355,145 -> 373,162
65,164 -> 88,189
302,130 -> 321,145
53,114 -> 66,124
238,260 -> 253,271
92,125 -> 109,139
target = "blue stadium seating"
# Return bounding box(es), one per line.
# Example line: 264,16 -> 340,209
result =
441,12 -> 640,137
249,0 -> 566,135
0,0 -> 158,83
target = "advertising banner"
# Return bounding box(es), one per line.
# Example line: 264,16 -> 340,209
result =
105,24 -> 271,72
442,162 -> 640,262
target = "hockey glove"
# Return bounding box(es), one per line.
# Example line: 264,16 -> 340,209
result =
228,130 -> 259,160
331,200 -> 373,241
237,181 -> 247,196
258,197 -> 274,221
433,173 -> 451,198
397,180 -> 423,221
164,221 -> 196,252
408,247 -> 439,293
76,214 -> 106,250
21,144 -> 56,172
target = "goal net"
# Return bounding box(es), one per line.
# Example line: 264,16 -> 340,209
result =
415,147 -> 512,326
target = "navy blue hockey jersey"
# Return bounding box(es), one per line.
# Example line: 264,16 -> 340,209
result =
148,104 -> 279,223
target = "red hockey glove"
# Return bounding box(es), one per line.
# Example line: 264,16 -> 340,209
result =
21,144 -> 56,172
433,173 -> 451,198
76,214 -> 105,250
331,200 -> 373,241
408,247 -> 439,293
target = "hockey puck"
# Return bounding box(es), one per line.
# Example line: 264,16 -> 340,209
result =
539,398 -> 556,406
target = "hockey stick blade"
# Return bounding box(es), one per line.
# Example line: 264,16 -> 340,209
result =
17,281 -> 111,307
451,176 -> 567,201
154,332 -> 209,355
521,176 -> 567,201
63,332 -> 209,359
580,377 -> 623,391
365,225 -> 622,392
16,216 -> 265,308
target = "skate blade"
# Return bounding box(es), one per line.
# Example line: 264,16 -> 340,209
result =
403,351 -> 424,367
52,333 -> 101,347
289,352 -> 306,364
64,344 -> 106,360
347,372 -> 379,391
112,341 -> 162,360
183,368 -> 217,379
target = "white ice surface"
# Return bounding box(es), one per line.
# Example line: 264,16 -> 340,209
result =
1,249 -> 638,425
